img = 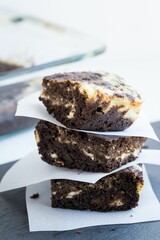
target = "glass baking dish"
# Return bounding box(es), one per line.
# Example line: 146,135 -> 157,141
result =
0,5 -> 105,80
0,6 -> 106,136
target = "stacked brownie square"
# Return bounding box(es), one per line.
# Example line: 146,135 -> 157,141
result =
35,71 -> 146,212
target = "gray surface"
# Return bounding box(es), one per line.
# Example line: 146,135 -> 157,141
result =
0,122 -> 160,240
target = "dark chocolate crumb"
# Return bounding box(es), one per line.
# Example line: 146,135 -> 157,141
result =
76,230 -> 82,234
30,193 -> 39,199
110,228 -> 116,231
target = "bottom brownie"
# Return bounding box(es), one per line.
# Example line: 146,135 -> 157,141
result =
51,165 -> 143,212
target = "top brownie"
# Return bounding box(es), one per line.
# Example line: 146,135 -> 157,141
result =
39,72 -> 143,131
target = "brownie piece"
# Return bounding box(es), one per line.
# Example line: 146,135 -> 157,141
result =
35,120 -> 146,172
51,165 -> 144,211
0,61 -> 22,74
39,72 -> 143,131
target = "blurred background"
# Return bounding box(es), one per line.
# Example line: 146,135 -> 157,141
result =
2,0 -> 160,60
1,0 -> 160,163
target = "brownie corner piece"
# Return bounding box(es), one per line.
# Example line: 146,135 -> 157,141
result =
39,71 -> 143,131
51,165 -> 144,212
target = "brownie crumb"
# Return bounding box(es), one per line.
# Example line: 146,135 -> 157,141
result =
30,193 -> 39,199
76,230 -> 82,234
110,228 -> 116,232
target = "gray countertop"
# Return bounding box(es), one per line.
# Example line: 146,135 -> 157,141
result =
0,122 -> 160,240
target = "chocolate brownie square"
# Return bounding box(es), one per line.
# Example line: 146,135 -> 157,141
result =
51,165 -> 144,211
39,72 -> 143,131
35,120 -> 146,172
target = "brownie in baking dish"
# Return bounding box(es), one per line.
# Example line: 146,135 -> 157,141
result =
39,71 -> 143,131
35,120 -> 146,172
51,165 -> 144,211
0,79 -> 40,136
0,61 -> 22,73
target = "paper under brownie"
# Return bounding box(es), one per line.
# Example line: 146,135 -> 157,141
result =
39,71 -> 143,131
51,165 -> 144,211
35,120 -> 146,172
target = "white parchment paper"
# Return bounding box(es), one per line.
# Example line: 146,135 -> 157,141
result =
0,149 -> 160,193
16,91 -> 159,141
26,167 -> 160,231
